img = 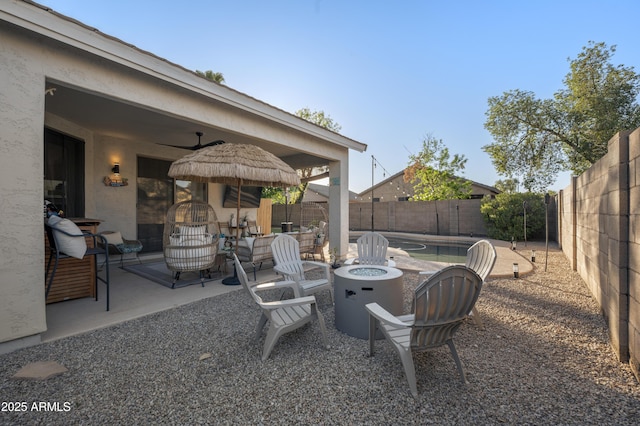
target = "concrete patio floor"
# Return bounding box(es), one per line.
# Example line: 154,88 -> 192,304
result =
42,236 -> 538,344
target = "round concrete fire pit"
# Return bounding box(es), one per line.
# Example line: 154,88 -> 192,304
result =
334,265 -> 404,339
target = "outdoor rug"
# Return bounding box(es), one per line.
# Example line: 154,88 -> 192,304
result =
122,261 -> 222,289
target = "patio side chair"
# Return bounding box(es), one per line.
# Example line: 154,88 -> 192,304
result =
98,230 -> 143,267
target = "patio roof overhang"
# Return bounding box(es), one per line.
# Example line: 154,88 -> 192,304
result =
7,1 -> 367,170
44,82 -> 347,171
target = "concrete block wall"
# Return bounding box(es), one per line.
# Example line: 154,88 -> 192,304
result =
558,185 -> 576,267
274,199 -> 488,237
629,130 -> 640,378
558,129 -> 639,380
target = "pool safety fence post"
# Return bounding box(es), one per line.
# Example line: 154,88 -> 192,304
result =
523,200 -> 527,247
544,192 -> 550,272
371,155 -> 375,232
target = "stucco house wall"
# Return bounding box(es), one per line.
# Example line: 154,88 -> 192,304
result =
1,19 -> 51,349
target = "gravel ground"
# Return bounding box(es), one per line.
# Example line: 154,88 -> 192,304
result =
1,247 -> 639,425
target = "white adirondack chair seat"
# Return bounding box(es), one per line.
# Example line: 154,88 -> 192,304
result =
419,239 -> 496,327
271,234 -> 334,303
366,265 -> 483,397
344,231 -> 396,267
233,253 -> 329,360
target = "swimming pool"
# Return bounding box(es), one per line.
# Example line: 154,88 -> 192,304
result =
350,237 -> 470,263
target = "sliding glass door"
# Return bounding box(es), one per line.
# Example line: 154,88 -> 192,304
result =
136,157 -> 206,252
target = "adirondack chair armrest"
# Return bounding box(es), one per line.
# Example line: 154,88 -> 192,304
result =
261,296 -> 316,309
365,303 -> 412,328
253,280 -> 298,292
343,258 -> 356,265
301,260 -> 330,274
396,314 -> 415,324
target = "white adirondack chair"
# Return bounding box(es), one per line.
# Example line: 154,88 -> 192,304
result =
366,265 -> 483,397
270,234 -> 334,303
233,253 -> 329,360
344,231 -> 396,267
419,239 -> 496,327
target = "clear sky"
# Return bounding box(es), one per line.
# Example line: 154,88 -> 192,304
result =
39,0 -> 640,193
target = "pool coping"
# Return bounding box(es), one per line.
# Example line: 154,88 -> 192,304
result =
348,231 -> 542,279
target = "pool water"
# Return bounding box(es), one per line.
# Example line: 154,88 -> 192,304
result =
350,237 -> 470,263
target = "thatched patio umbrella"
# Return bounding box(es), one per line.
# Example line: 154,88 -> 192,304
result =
168,143 -> 300,283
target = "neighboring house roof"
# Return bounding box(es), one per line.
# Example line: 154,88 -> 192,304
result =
356,169 -> 499,200
303,183 -> 359,202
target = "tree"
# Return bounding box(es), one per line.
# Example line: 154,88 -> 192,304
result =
494,178 -> 519,193
484,42 -> 640,191
295,107 -> 342,188
481,192 -> 546,241
404,134 -> 472,201
195,70 -> 225,83
266,108 -> 342,204
295,107 -> 342,133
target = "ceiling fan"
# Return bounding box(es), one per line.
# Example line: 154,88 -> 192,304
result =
169,131 -> 225,150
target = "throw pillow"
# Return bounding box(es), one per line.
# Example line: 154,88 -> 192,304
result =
48,216 -> 87,259
103,231 -> 124,246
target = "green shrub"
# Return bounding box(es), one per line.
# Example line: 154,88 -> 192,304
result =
481,192 -> 546,241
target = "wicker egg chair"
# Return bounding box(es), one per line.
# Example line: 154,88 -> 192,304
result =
163,200 -> 220,288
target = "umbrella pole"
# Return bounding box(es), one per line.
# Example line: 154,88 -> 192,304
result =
235,181 -> 241,250
222,180 -> 243,285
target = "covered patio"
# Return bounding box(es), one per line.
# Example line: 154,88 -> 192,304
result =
0,1 -> 365,352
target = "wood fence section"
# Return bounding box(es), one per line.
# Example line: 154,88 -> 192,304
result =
256,198 -> 272,235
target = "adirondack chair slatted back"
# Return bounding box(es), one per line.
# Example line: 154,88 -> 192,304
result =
411,266 -> 482,349
233,253 -> 263,305
465,240 -> 496,281
271,234 -> 306,281
357,232 -> 389,265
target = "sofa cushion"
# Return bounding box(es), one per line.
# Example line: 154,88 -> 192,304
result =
180,225 -> 207,238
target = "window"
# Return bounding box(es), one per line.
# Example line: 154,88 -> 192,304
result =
44,128 -> 85,217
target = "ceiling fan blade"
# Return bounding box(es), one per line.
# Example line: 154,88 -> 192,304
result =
162,144 -> 198,150
159,134 -> 224,150
202,139 -> 225,148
